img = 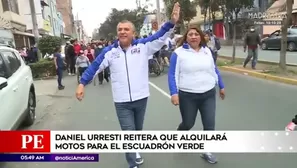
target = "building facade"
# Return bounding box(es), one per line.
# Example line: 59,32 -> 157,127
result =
0,0 -> 35,48
41,0 -> 54,35
56,0 -> 75,38
262,0 -> 297,35
74,20 -> 88,42
189,6 -> 225,38
48,0 -> 64,36
19,0 -> 52,40
240,0 -> 275,35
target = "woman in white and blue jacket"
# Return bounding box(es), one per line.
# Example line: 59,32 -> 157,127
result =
168,27 -> 225,164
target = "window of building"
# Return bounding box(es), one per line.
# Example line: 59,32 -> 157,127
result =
1,0 -> 19,14
1,0 -> 9,11
10,0 -> 19,14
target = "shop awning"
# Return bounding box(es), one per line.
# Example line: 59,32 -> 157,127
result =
12,30 -> 41,38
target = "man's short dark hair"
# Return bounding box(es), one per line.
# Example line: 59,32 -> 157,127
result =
70,40 -> 75,44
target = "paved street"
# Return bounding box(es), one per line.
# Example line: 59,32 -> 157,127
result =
4,72 -> 297,168
220,46 -> 297,64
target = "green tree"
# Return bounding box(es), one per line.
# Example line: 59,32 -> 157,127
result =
197,0 -> 209,25
196,0 -> 222,29
163,0 -> 198,32
223,0 -> 254,62
38,36 -> 62,56
98,8 -> 147,39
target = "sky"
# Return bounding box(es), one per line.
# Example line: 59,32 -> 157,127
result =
72,0 -> 164,36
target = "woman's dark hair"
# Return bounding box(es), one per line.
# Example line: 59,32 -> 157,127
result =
54,46 -> 61,53
177,26 -> 206,47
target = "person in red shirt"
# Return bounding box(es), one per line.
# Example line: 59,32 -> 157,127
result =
84,45 -> 94,63
73,39 -> 81,56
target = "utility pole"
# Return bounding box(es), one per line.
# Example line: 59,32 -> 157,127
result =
29,0 -> 40,59
279,0 -> 293,71
29,0 -> 39,45
156,0 -> 161,28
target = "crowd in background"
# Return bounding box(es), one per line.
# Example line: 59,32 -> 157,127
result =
62,39 -> 112,86
18,45 -> 39,63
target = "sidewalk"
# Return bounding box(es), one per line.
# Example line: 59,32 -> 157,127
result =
34,79 -> 58,96
33,76 -> 77,125
217,57 -> 297,86
219,46 -> 297,65
34,75 -> 77,97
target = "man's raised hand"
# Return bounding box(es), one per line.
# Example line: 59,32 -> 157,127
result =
171,2 -> 180,24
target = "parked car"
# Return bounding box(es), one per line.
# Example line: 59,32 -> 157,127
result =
261,28 -> 297,51
0,45 -> 36,130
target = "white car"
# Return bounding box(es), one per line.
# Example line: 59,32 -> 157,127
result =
0,45 -> 36,130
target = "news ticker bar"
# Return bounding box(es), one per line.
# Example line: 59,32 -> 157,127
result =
0,154 -> 99,162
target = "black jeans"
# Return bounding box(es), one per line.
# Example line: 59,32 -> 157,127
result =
69,57 -> 76,74
78,67 -> 87,76
177,88 -> 216,131
65,57 -> 70,73
56,68 -> 63,87
244,48 -> 258,68
114,97 -> 148,168
213,52 -> 218,63
98,68 -> 109,82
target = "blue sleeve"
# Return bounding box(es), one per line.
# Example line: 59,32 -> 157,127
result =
215,65 -> 224,89
209,48 -> 224,89
80,47 -> 112,86
138,21 -> 175,44
168,52 -> 178,95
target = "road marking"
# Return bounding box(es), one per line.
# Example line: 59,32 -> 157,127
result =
149,81 -> 171,99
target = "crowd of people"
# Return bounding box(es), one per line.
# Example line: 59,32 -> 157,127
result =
53,39 -> 112,89
19,46 -> 39,63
